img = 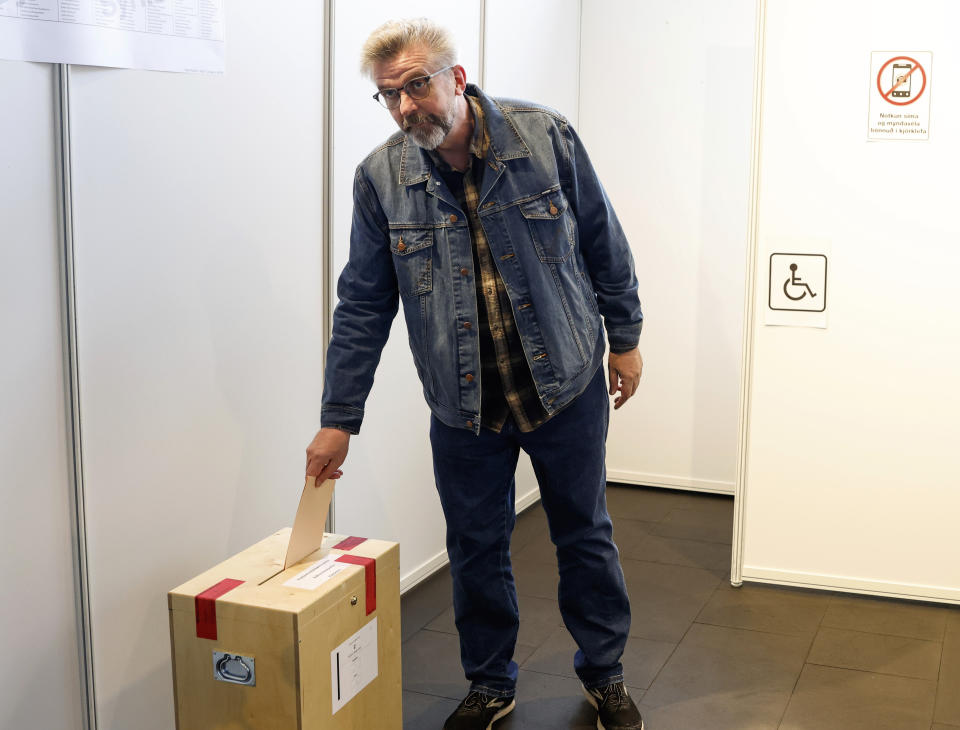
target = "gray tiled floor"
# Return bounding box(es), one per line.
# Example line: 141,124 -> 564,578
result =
400,484 -> 960,729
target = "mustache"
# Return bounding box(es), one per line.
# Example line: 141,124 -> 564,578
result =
402,113 -> 446,131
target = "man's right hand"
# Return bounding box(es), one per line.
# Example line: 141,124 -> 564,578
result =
305,428 -> 351,486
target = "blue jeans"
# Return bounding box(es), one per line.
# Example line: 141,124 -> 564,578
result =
429,365 -> 631,697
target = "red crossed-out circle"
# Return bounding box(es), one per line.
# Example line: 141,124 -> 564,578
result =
876,55 -> 926,106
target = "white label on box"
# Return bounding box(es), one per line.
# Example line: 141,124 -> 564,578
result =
283,555 -> 346,590
331,618 -> 379,714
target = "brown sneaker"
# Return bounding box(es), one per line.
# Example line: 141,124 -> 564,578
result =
582,681 -> 644,730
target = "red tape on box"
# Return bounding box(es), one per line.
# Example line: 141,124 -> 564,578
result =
332,536 -> 367,550
335,555 -> 376,615
195,578 -> 244,640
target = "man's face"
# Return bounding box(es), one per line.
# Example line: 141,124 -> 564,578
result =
373,46 -> 459,150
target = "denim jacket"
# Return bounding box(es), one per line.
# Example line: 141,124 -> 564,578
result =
321,85 -> 643,435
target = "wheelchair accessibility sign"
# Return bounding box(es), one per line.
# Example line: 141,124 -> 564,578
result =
769,254 -> 827,313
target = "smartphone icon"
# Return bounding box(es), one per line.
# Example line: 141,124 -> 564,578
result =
892,63 -> 912,98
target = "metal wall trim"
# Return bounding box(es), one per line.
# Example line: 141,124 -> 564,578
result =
478,0 -> 487,89
323,0 -> 336,534
55,63 -> 98,730
731,0 -> 768,588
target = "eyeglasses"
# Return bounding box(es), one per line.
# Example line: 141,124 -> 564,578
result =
372,65 -> 454,110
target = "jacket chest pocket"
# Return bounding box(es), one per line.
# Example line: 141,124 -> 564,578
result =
390,228 -> 434,296
519,193 -> 575,263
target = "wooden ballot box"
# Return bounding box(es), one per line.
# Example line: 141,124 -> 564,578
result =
168,529 -> 401,729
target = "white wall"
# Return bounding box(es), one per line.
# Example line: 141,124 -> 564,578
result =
66,2 -> 327,727
0,61 -> 82,729
740,0 -> 960,602
330,1 -> 582,590
0,61 -> 84,730
484,0 -> 580,126
579,0 -> 756,494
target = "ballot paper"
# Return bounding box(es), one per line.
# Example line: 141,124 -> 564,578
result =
283,476 -> 335,569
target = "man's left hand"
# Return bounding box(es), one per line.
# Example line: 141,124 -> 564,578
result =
608,348 -> 643,410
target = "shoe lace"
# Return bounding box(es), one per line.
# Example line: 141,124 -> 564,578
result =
462,691 -> 490,712
599,682 -> 629,710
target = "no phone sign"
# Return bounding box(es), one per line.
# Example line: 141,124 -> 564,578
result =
868,51 -> 932,140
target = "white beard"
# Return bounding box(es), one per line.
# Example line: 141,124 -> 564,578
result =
403,96 -> 457,150
405,118 -> 450,149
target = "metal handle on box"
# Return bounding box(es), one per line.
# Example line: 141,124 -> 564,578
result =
213,652 -> 256,686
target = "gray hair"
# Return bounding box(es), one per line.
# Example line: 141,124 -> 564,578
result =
360,18 -> 457,79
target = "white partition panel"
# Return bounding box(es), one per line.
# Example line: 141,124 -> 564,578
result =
68,2 -> 327,727
329,1 -> 484,591
0,61 -> 84,730
484,0 -> 581,126
579,0 -> 756,494
740,0 -> 960,602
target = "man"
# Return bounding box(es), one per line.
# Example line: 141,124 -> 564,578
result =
306,18 -> 645,730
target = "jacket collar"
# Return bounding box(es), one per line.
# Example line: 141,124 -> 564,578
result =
398,84 -> 531,186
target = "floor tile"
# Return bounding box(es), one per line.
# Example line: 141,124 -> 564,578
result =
641,623 -> 808,730
696,582 -> 830,638
520,625 -> 675,691
401,568 -> 453,642
402,690 -> 459,729
512,642 -> 538,667
511,532 -> 556,565
822,595 -> 948,641
622,530 -> 731,573
516,594 -> 565,626
518,609 -> 566,648
610,517 -> 657,559
947,608 -> 960,637
779,664 -> 936,730
512,557 -> 560,601
425,591 -> 565,651
607,484 -> 733,519
402,628 -> 537,699
401,629 -> 470,700
511,504 -> 550,553
934,616 -> 960,726
648,506 -> 734,544
807,626 -> 942,680
497,670 -> 633,729
424,604 -> 457,635
605,485 -> 678,522
620,558 -> 723,642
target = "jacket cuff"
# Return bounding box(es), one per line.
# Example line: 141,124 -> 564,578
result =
605,321 -> 643,354
320,405 -> 363,435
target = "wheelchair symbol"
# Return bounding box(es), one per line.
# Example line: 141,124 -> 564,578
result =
783,263 -> 817,301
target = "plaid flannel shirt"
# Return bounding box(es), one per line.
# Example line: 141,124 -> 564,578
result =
429,96 -> 549,433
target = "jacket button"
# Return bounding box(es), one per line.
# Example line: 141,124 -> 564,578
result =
460,267 -> 469,276
397,241 -> 406,252
549,204 -> 559,216
449,214 -> 458,223
463,321 -> 472,329
465,373 -> 474,382
466,420 -> 474,428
